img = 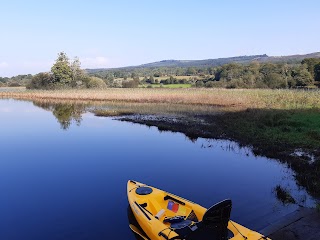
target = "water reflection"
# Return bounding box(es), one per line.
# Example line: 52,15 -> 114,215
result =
33,101 -> 87,130
0,99 -> 316,240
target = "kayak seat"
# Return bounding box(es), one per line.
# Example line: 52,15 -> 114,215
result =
185,199 -> 232,240
170,219 -> 192,229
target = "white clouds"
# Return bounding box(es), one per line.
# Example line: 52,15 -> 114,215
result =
80,56 -> 110,69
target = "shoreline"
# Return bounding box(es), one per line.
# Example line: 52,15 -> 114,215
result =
116,111 -> 320,199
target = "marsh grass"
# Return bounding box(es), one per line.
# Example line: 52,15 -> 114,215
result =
30,98 -> 227,117
1,88 -> 320,109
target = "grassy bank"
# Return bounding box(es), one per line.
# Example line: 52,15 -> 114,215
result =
212,108 -> 320,198
120,108 -> 320,198
214,108 -> 320,150
1,88 -> 320,109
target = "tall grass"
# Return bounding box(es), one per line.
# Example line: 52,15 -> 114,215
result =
1,87 -> 320,109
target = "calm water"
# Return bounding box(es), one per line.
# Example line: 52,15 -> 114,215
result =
0,99 -> 315,240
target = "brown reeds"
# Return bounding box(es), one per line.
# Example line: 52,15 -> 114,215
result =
1,87 -> 320,109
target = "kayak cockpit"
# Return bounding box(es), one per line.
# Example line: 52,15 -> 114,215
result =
158,199 -> 232,240
129,181 -> 233,239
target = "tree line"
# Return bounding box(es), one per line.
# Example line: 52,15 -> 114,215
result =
92,58 -> 320,89
1,53 -> 320,89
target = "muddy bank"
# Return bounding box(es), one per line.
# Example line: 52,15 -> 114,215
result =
117,110 -> 320,199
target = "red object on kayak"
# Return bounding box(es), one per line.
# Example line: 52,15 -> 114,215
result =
172,203 -> 179,213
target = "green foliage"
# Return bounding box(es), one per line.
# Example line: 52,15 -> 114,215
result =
51,52 -> 73,86
122,79 -> 139,88
87,56 -> 320,89
27,72 -> 53,89
87,77 -> 107,89
218,109 -> 320,149
315,63 -> 320,81
214,108 -> 320,197
27,52 -> 101,90
301,58 -> 320,78
293,67 -> 314,86
195,80 -> 204,87
9,52 -> 320,90
0,75 -> 32,87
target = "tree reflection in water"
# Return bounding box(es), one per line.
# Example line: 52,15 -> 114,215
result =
33,101 -> 87,130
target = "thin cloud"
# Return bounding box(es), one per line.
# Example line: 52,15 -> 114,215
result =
80,56 -> 110,69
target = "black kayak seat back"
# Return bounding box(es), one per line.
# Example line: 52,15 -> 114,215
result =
203,199 -> 232,226
182,199 -> 232,240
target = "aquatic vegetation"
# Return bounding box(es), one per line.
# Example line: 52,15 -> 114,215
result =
93,109 -> 134,117
274,185 -> 296,205
316,202 -> 320,212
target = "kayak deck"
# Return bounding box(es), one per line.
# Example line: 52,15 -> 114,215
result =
127,180 -> 270,240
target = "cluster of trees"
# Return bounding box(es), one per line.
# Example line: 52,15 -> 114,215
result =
0,74 -> 32,87
90,58 -> 320,89
196,60 -> 320,89
27,52 -> 106,89
91,66 -> 216,81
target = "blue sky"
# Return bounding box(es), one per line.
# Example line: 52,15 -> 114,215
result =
0,0 -> 319,77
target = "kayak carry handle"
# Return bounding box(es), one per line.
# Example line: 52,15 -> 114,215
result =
164,195 -> 185,205
158,231 -> 169,240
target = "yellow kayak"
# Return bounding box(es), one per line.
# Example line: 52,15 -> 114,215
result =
127,180 -> 270,240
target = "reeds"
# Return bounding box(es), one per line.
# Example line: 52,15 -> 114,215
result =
1,87 -> 320,109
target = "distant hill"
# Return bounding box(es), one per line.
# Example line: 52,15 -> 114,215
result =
87,52 -> 320,73
139,54 -> 268,68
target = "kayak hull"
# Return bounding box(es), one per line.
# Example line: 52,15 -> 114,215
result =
127,180 -> 270,240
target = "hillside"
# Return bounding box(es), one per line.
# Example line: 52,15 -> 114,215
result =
87,52 -> 320,73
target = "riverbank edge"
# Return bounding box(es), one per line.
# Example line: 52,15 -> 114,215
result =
115,111 -> 320,199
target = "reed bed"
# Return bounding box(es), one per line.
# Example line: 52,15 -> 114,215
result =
1,87 -> 320,109
29,98 -> 228,116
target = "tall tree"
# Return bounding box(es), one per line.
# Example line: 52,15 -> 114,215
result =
51,52 -> 72,87
70,56 -> 85,87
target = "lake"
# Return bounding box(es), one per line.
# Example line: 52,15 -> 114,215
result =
0,99 -> 315,240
